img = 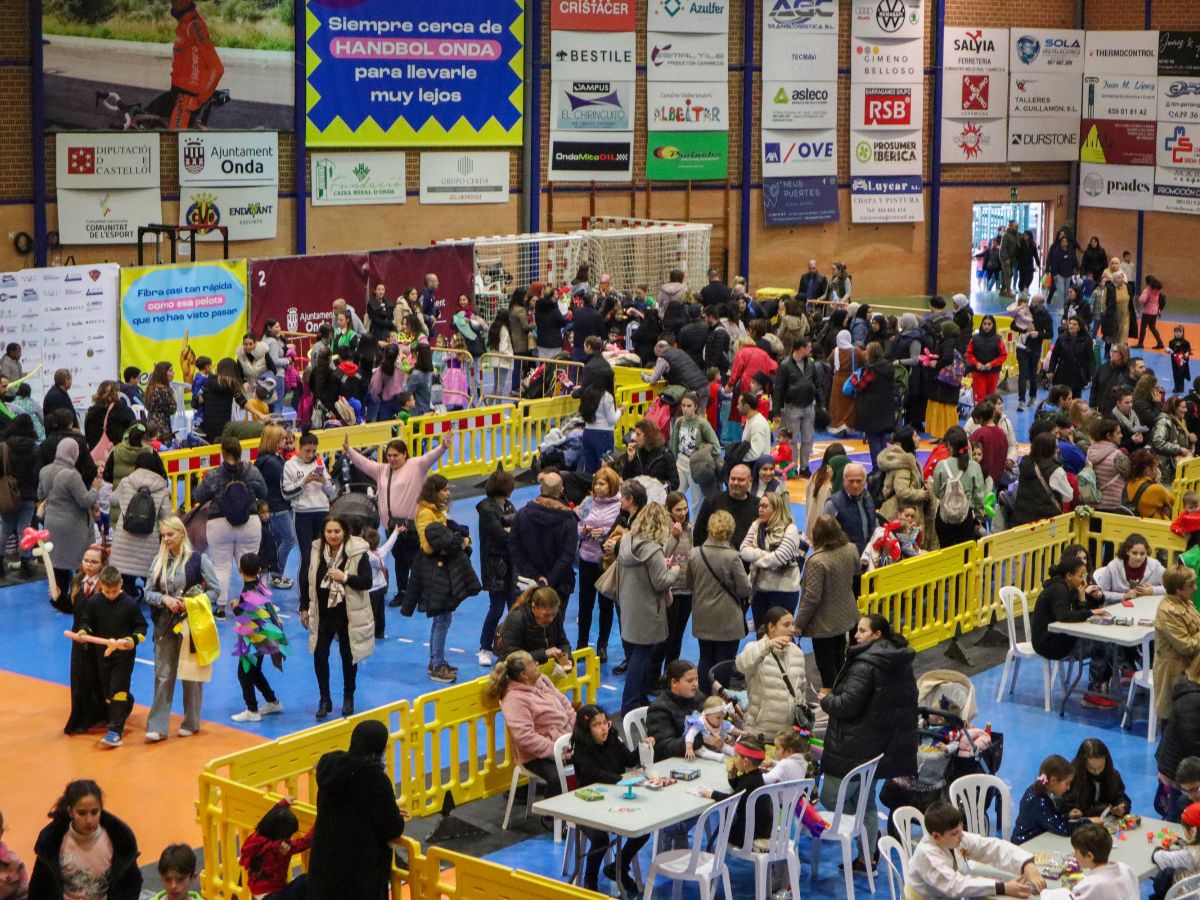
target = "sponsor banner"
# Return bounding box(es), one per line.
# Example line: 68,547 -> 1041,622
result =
56,187 -> 162,245
1010,29 -> 1084,74
1080,75 -> 1157,120
762,176 -> 839,225
552,31 -> 636,81
647,32 -> 728,80
550,0 -> 635,31
367,246 -> 475,335
941,117 -> 1006,164
1007,117 -> 1080,161
646,131 -> 728,180
942,70 -> 1008,119
1079,119 -> 1155,167
249,253 -> 370,336
551,80 -> 634,131
1079,162 -> 1154,210
850,129 -> 921,175
851,0 -> 923,41
762,129 -> 838,177
762,29 -> 837,81
762,81 -> 837,128
1158,123 -> 1200,169
850,174 -> 923,223
55,133 -> 158,189
305,0 -> 524,147
1009,74 -> 1081,117
647,0 -> 729,34
1159,32 -> 1200,78
120,259 -> 249,375
178,133 -> 278,187
0,263 -> 120,409
548,133 -> 633,182
1154,165 -> 1200,214
850,36 -> 922,83
1084,30 -> 1159,76
762,0 -> 839,35
648,82 -> 728,131
1159,77 -> 1200,123
311,151 -> 407,206
851,82 -> 923,130
179,185 -> 278,242
419,151 -> 510,203
943,28 -> 1008,71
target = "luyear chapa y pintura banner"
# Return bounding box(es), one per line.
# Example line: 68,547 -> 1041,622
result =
306,0 -> 524,147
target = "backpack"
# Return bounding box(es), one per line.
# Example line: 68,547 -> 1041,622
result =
1075,465 -> 1102,507
1120,480 -> 1154,516
938,463 -> 971,524
122,484 -> 158,536
221,466 -> 254,527
936,350 -> 966,388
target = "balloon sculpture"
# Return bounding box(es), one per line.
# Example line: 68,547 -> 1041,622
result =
20,526 -> 57,601
63,630 -> 129,656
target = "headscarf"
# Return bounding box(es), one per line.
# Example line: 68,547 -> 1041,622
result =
952,293 -> 969,311
898,313 -> 920,333
829,454 -> 851,493
55,438 -> 79,466
349,719 -> 389,756
833,329 -> 853,371
940,320 -> 961,340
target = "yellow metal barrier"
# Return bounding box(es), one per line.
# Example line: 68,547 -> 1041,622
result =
975,515 -> 1077,629
1076,511 -> 1187,570
614,381 -> 661,449
479,352 -> 585,406
416,845 -> 599,899
1173,456 -> 1200,514
405,404 -> 522,481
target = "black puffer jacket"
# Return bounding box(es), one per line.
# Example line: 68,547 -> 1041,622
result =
616,445 -> 679,491
646,688 -> 704,761
820,637 -> 918,780
29,811 -> 142,900
498,600 -> 571,663
476,496 -> 515,593
535,296 -> 567,350
853,359 -> 896,434
3,434 -> 40,500
509,497 -> 580,599
401,519 -> 482,618
1157,678 -> 1200,780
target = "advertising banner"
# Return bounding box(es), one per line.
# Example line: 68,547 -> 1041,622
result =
56,133 -> 159,189
548,133 -> 633,182
1081,75 -> 1157,120
1007,117 -> 1080,161
57,188 -> 163,246
179,185 -> 279,241
551,31 -> 636,81
178,133 -> 277,187
1158,32 -> 1200,78
1079,163 -> 1154,210
1154,165 -> 1200,214
305,0 -> 524,147
941,118 -> 1007,164
1079,119 -> 1156,167
311,152 -> 407,206
550,0 -> 635,31
851,83 -> 924,130
551,81 -> 634,132
367,246 -> 474,334
646,33 -> 728,80
762,31 -> 837,81
249,253 -> 369,335
0,264 -> 120,408
762,130 -> 838,177
850,130 -> 921,175
1158,77 -> 1200,123
1084,30 -> 1159,77
1010,29 -> 1084,74
762,0 -> 839,35
850,37 -> 922,83
419,152 -> 510,204
647,0 -> 729,34
762,82 -> 837,128
1158,123 -> 1200,169
120,259 -> 249,374
646,132 -> 728,181
850,175 -> 923,222
648,83 -> 728,132
941,71 -> 1008,119
851,0 -> 923,40
762,176 -> 839,225
943,28 -> 1008,71
1008,75 -> 1082,117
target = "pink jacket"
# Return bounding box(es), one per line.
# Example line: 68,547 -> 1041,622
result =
347,444 -> 446,523
1141,286 -> 1161,316
369,366 -> 406,403
500,674 -> 576,763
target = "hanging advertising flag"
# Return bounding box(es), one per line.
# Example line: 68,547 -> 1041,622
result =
419,151 -> 510,203
1158,32 -> 1200,77
647,0 -> 729,34
551,30 -> 636,81
56,188 -> 163,245
177,133 -> 278,187
850,129 -> 921,175
647,83 -> 727,131
646,32 -> 728,80
1008,75 -> 1082,117
56,133 -> 159,188
851,83 -> 923,130
851,0 -> 922,40
762,129 -> 838,177
1007,117 -> 1080,161
762,81 -> 837,128
1084,30 -> 1159,77
761,30 -> 837,81
1154,165 -> 1200,214
551,81 -> 634,131
850,37 -> 921,83
550,0 -> 635,31
941,71 -> 1008,119
940,118 -> 1006,164
850,175 -> 923,222
762,0 -> 838,35
1010,29 -> 1084,74
548,132 -> 633,182
646,132 -> 728,180
1159,77 -> 1200,123
1158,123 -> 1200,169
179,185 -> 278,241
1079,162 -> 1154,210
1081,75 -> 1157,120
311,152 -> 407,206
305,0 -> 524,147
762,176 -> 839,225
1079,119 -> 1156,167
943,28 -> 1008,71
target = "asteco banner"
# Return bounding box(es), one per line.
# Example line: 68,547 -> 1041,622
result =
120,260 -> 248,375
305,0 -> 524,147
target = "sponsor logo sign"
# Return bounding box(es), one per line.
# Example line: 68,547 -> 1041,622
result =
1008,74 -> 1082,117
55,133 -> 159,189
762,0 -> 839,34
762,176 -> 839,225
419,152 -> 509,204
1079,119 -> 1156,167
1080,76 -> 1157,120
850,174 -> 923,223
646,131 -> 728,181
851,0 -> 923,40
942,71 -> 1007,119
179,185 -> 278,241
850,37 -> 921,83
850,129 -> 921,175
762,129 -> 838,176
648,82 -> 727,131
550,0 -> 636,32
1079,162 -> 1154,211
1158,123 -> 1200,169
762,30 -> 837,81
1084,30 -> 1158,76
1154,165 -> 1200,214
647,32 -> 728,80
551,81 -> 634,131
177,133 -> 278,188
647,0 -> 730,34
1158,77 -> 1200,123
312,152 -> 407,206
941,117 -> 1006,164
852,84 -> 922,129
762,81 -> 837,128
1010,29 -> 1084,73
943,27 -> 1008,71
56,187 -> 162,245
1158,32 -> 1200,78
551,31 -> 635,81
548,133 -> 633,182
1007,117 -> 1080,161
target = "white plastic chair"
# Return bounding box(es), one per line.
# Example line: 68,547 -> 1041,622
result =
877,835 -> 908,900
890,805 -> 926,862
623,705 -> 648,750
642,791 -> 743,900
501,728 -> 561,835
1121,631 -> 1157,742
811,754 -> 882,900
553,733 -> 575,865
728,779 -> 812,900
1166,872 -> 1200,899
995,586 -> 1060,712
949,773 -> 1014,841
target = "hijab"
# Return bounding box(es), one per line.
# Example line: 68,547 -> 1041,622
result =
349,719 -> 389,756
55,438 -> 79,465
829,454 -> 851,493
833,329 -> 854,370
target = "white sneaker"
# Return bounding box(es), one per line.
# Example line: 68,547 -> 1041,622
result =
177,727 -> 197,737
144,731 -> 165,743
259,701 -> 284,716
231,710 -> 262,723
477,649 -> 495,667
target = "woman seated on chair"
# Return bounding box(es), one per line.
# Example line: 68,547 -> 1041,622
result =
1093,533 -> 1166,605
571,704 -> 653,894
694,732 -> 774,849
646,659 -> 714,761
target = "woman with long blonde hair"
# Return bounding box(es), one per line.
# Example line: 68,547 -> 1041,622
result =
741,491 -> 805,628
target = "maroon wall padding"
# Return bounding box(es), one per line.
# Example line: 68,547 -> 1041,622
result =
367,244 -> 474,337
249,253 -> 369,336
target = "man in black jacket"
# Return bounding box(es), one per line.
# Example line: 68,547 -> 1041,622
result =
693,464 -> 758,549
797,259 -> 828,303
509,472 -> 579,607
773,338 -> 817,476
580,336 -> 614,395
699,267 -> 731,307
39,408 -> 98,485
566,294 -> 606,363
703,306 -> 731,376
42,368 -> 77,426
677,304 -> 708,370
644,341 -> 710,412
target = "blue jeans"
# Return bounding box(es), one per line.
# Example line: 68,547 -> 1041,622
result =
621,643 -> 659,714
430,612 -> 452,668
1,501 -> 35,562
268,509 -> 296,577
865,430 -> 890,471
581,428 -> 613,474
480,590 -> 511,652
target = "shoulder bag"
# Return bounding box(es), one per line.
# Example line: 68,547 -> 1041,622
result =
90,404 -> 115,465
772,648 -> 814,731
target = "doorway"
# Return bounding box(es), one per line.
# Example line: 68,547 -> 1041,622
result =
970,202 -> 1050,305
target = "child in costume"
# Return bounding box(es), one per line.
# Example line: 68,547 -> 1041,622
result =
238,799 -> 312,900
231,553 -> 287,723
771,427 -> 799,479
862,507 -> 924,570
684,696 -> 739,761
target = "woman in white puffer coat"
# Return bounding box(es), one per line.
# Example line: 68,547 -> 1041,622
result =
736,606 -> 810,737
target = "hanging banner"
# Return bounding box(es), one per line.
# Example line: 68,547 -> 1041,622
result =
56,188 -> 163,246
305,0 -> 524,147
851,0 -> 923,40
941,118 -> 1007,164
1154,165 -> 1200,214
120,259 -> 249,375
419,152 -> 510,204
850,175 -> 923,222
1079,163 -> 1154,210
762,176 -> 839,225
1081,75 -> 1157,120
548,133 -> 633,182
179,185 -> 278,242
850,129 -> 921,175
551,80 -> 634,131
249,253 -> 369,335
56,133 -> 159,189
1159,77 -> 1200,123
762,129 -> 838,177
850,37 -> 922,82
646,33 -> 728,80
1079,119 -> 1156,167
763,0 -> 838,35
762,82 -> 837,128
1158,123 -> 1200,169
311,152 -> 408,206
1007,118 -> 1080,161
941,70 -> 1007,119
647,83 -> 728,131
550,0 -> 635,31
551,31 -> 636,81
645,132 -> 728,181
178,133 -> 278,187
762,31 -> 837,81
1084,30 -> 1159,77
851,83 -> 923,130
1159,32 -> 1200,77
647,0 -> 729,34
943,28 -> 1008,71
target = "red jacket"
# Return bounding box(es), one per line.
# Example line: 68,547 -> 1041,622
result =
239,828 -> 313,895
172,4 -> 224,104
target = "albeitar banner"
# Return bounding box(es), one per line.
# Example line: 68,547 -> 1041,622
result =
648,83 -> 728,132
762,176 -> 839,225
305,0 -> 524,147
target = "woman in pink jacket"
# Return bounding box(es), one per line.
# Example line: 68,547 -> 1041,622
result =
1137,274 -> 1165,350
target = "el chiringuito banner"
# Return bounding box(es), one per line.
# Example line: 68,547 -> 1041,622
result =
120,260 -> 248,376
306,0 -> 525,147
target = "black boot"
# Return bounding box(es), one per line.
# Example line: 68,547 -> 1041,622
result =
19,559 -> 34,579
613,659 -> 629,675
342,697 -> 354,717
316,697 -> 332,720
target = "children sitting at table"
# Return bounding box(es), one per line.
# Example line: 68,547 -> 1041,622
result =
1065,738 -> 1131,820
1069,822 -> 1139,900
697,734 -> 773,850
1013,754 -> 1103,844
1171,491 -> 1200,549
906,800 -> 1045,899
1153,802 -> 1200,897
